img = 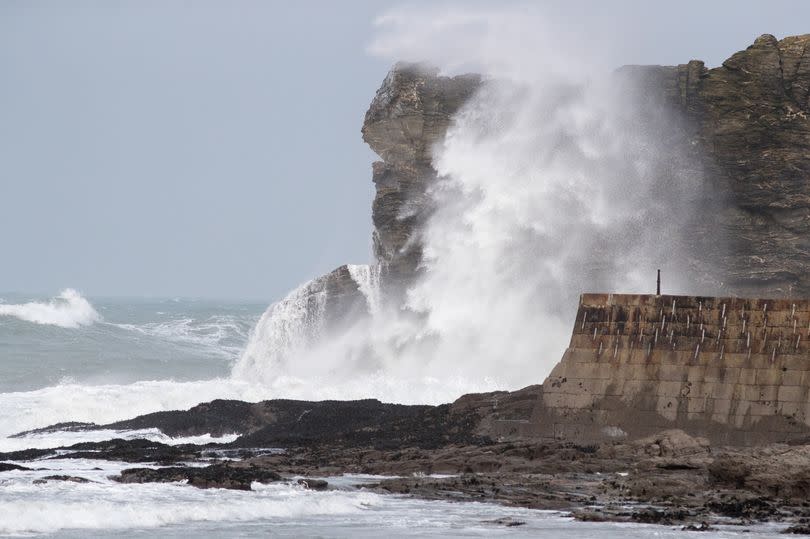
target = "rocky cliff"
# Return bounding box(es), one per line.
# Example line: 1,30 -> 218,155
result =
361,64 -> 480,292
303,33 -> 810,332
623,34 -> 810,296
249,34 -> 810,445
500,293 -> 810,446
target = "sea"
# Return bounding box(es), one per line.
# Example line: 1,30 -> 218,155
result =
0,290 -> 788,537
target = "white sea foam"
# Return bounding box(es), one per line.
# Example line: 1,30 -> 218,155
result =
113,314 -> 250,358
0,479 -> 383,535
0,462 -> 780,537
0,289 -> 100,328
0,458 -> 561,537
0,379 -> 268,440
347,264 -> 382,316
235,278 -> 328,379
0,427 -> 238,453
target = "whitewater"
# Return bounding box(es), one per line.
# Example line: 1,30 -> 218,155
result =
0,5 -> 758,537
0,291 -> 787,538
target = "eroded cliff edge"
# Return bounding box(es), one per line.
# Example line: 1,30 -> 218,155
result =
361,65 -> 480,292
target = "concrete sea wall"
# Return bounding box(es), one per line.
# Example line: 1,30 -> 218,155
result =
519,294 -> 810,445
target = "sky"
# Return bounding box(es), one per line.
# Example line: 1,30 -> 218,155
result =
2,0 -> 810,301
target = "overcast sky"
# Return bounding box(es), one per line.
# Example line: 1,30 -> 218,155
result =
2,1 -> 809,300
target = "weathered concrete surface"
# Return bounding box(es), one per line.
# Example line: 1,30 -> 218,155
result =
493,293 -> 810,446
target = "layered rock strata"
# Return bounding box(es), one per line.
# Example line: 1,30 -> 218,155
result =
625,33 -> 810,296
362,64 -> 480,292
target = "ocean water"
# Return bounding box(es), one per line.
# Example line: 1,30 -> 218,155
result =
0,290 -> 262,392
0,291 -> 787,537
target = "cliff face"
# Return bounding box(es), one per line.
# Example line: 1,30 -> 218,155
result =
624,34 -> 810,296
264,65 -> 480,335
361,64 -> 480,292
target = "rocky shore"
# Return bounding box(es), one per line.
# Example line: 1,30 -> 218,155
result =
4,395 -> 810,534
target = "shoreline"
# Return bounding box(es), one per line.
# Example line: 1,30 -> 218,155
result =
4,397 -> 810,534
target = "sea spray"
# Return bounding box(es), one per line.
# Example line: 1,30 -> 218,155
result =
231,7 -> 717,403
0,289 -> 100,328
347,264 -> 382,316
234,278 -> 328,379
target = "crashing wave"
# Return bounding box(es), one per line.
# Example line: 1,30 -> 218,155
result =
347,264 -> 382,315
0,289 -> 100,328
233,278 -> 329,379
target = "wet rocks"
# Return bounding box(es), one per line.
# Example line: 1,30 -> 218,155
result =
32,475 -> 93,484
59,438 -> 199,464
0,439 -> 198,465
101,399 -> 270,438
115,463 -> 281,491
783,523 -> 810,534
362,63 -> 480,291
705,496 -> 778,520
709,445 -> 810,501
297,478 -> 328,490
482,517 -> 526,527
631,508 -> 691,525
0,462 -> 31,472
682,522 -> 715,532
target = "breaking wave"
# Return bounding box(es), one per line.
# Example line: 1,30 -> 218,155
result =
230,6 -> 716,404
0,379 -> 267,439
234,279 -> 328,379
0,289 -> 100,328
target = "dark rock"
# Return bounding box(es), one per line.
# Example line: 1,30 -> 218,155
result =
101,400 -> 264,438
0,462 -> 31,472
783,524 -> 810,534
297,478 -> 328,490
0,448 -> 56,462
115,463 -> 281,491
10,422 -> 96,438
482,517 -> 526,527
622,33 -> 810,297
228,398 -> 486,450
32,475 -> 93,484
631,508 -> 690,525
682,522 -> 715,532
574,512 -> 609,522
362,63 -> 480,291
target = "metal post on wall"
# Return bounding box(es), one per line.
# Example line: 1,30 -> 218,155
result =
657,269 -> 661,296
